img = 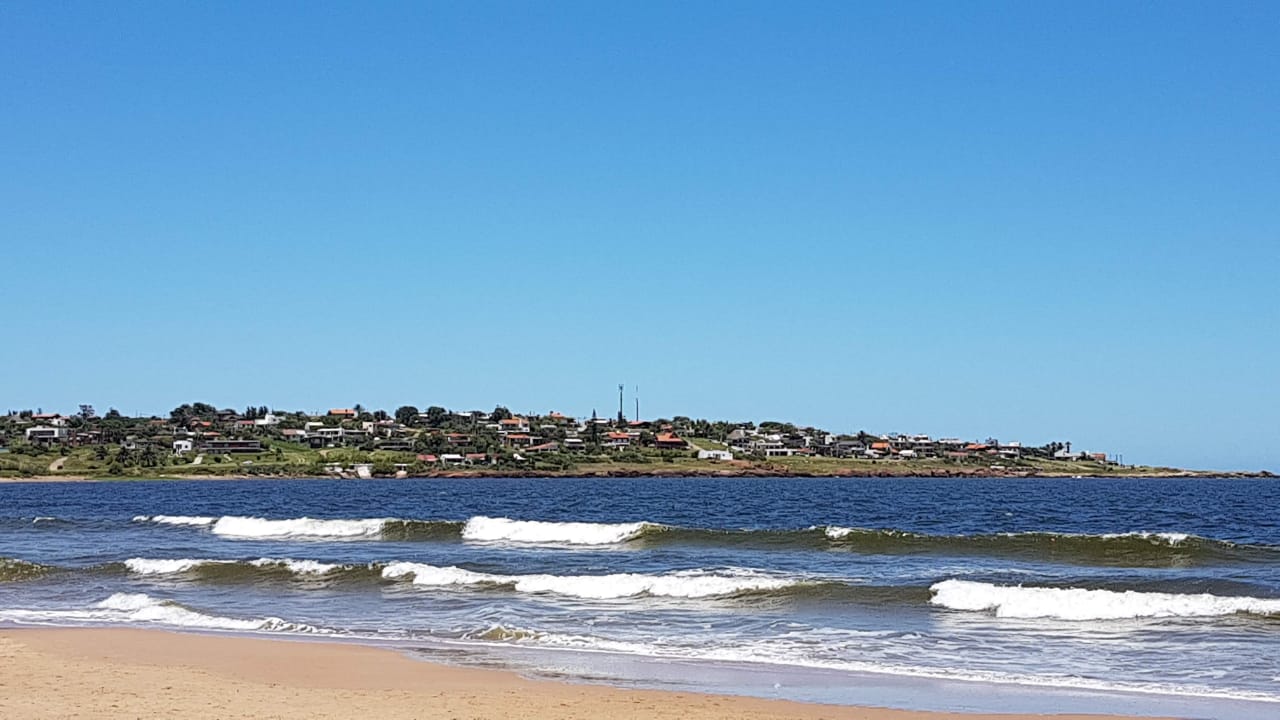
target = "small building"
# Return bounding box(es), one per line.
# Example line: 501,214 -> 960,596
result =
25,426 -> 69,444
498,417 -> 531,434
172,439 -> 194,455
653,432 -> 688,450
604,432 -> 632,449
328,408 -> 358,419
201,439 -> 263,453
697,449 -> 734,461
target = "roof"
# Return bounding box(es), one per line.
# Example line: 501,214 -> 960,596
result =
870,441 -> 891,450
329,408 -> 357,416
655,432 -> 685,443
606,432 -> 631,440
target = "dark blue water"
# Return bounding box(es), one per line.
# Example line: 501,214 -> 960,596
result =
1,477 -> 1278,717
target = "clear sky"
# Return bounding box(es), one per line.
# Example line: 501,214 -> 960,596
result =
2,2 -> 1277,470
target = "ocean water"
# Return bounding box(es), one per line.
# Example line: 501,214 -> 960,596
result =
1,477 -> 1278,717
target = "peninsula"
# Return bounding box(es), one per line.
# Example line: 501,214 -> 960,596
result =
1,403 -> 1269,480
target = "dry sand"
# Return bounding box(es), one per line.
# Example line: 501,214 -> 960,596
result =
0,628 -> 1165,720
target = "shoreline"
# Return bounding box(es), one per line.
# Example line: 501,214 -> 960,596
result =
0,627 -> 1167,720
1,469 -> 1273,483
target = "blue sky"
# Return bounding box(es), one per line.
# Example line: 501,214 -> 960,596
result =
2,2 -> 1276,470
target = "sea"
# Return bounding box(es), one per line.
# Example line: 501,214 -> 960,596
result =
1,476 -> 1278,718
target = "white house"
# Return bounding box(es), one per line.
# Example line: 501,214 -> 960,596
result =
172,439 -> 194,455
697,450 -> 734,461
24,426 -> 68,443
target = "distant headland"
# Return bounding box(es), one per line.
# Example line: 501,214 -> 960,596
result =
1,403 -> 1271,480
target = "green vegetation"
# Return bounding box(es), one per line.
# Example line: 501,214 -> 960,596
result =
0,403 -> 1258,480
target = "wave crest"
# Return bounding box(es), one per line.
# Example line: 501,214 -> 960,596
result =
382,562 -> 798,599
930,579 -> 1280,620
461,516 -> 654,545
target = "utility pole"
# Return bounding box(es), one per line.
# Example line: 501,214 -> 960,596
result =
617,384 -> 625,425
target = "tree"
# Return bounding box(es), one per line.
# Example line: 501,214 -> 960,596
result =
588,409 -> 600,449
78,404 -> 95,420
424,406 -> 448,427
104,408 -> 122,420
490,406 -> 512,422
395,406 -> 420,426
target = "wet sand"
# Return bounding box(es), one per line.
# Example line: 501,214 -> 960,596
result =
0,628 -> 1167,720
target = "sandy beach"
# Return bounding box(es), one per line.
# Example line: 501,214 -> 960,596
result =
0,628 -> 1167,720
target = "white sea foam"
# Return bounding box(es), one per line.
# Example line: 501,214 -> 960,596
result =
383,562 -> 797,598
383,562 -> 496,585
930,579 -> 1280,620
1099,531 -> 1193,545
461,516 -> 650,545
124,557 -> 344,576
824,526 -> 858,539
249,558 -> 342,574
133,515 -> 217,527
0,592 -> 322,633
211,516 -> 389,539
124,558 -> 231,575
509,631 -> 1280,704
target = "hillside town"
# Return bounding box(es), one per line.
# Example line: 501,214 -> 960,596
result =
0,401 -> 1135,479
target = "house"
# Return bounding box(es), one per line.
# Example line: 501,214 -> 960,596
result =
281,429 -> 308,442
562,437 -> 586,451
416,454 -> 439,464
172,439 -> 194,455
1089,452 -> 1108,463
32,413 -> 67,427
697,449 -> 734,461
440,453 -> 465,464
201,439 -> 263,453
998,443 -> 1023,459
831,440 -> 866,458
604,432 -> 632,449
328,408 -> 357,419
498,417 -> 531,434
653,432 -> 687,450
503,433 -> 539,447
524,441 -> 559,453
24,426 -> 68,444
465,452 -> 489,464
445,433 -> 471,446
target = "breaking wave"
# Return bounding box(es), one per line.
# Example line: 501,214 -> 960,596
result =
0,557 -> 55,582
133,515 -> 217,527
127,514 -> 1274,565
0,592 -> 325,633
121,556 -> 380,583
930,579 -> 1280,620
382,562 -> 802,599
461,516 -> 653,545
